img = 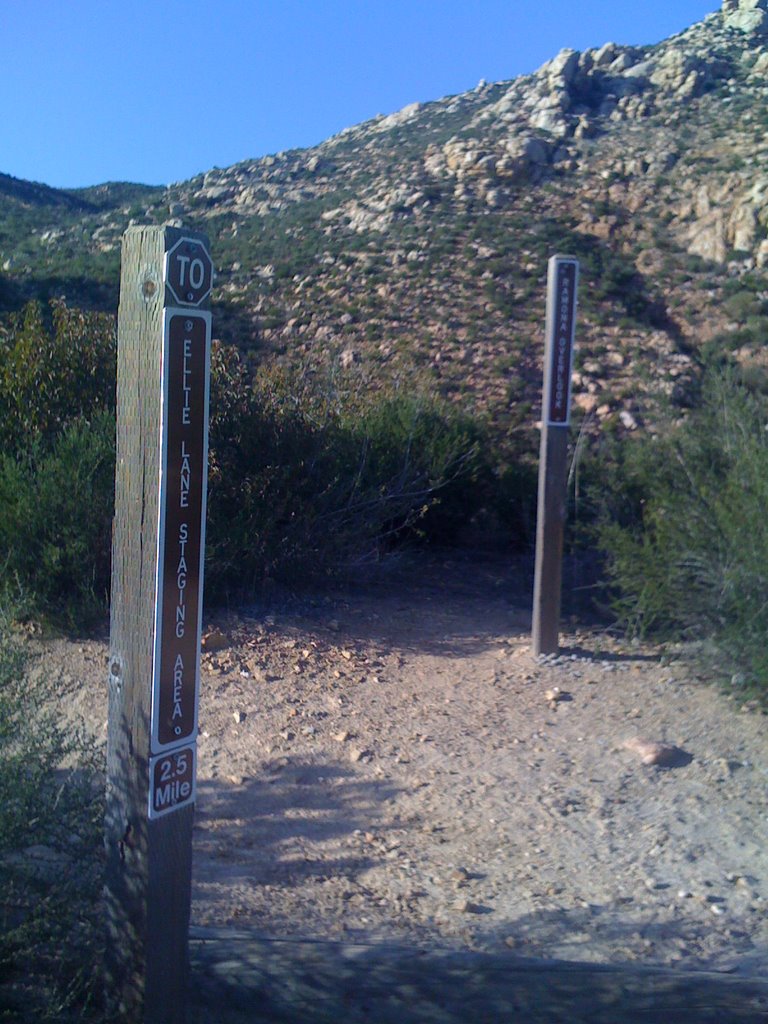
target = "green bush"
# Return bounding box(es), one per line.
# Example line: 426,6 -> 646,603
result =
0,413 -> 115,629
594,367 -> 768,703
0,302 -> 534,625
0,300 -> 116,454
0,626 -> 104,1021
206,351 -> 489,597
340,390 -> 489,548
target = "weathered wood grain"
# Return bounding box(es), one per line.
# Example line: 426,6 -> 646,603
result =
105,225 -> 209,1024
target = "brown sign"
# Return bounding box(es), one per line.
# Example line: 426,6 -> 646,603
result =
545,257 -> 578,426
151,310 -> 211,753
148,745 -> 196,819
165,236 -> 214,307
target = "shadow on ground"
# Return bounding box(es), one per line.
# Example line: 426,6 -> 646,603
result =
188,929 -> 768,1024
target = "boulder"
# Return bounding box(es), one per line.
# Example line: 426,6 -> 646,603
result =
722,0 -> 768,32
593,43 -> 619,68
688,210 -> 728,263
544,48 -> 581,88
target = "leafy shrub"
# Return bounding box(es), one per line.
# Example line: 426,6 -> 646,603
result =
340,390 -> 489,548
0,300 -> 116,455
593,366 -> 768,703
0,413 -> 115,629
0,301 -> 534,625
0,626 -> 104,1021
206,350 -> 489,597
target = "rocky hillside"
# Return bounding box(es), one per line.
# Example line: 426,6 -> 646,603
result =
2,0 -> 768,442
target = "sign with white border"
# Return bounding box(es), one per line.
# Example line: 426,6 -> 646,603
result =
165,236 -> 214,307
150,308 -> 211,755
148,744 -> 197,820
543,256 -> 579,427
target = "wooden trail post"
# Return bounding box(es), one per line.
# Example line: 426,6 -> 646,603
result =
532,255 -> 578,657
105,226 -> 213,1022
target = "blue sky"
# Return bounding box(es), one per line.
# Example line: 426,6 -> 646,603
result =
2,0 -> 717,190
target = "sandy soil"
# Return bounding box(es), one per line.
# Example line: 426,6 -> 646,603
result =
39,553 -> 768,976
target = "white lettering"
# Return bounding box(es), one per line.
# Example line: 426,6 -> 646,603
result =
154,778 -> 192,809
155,782 -> 173,807
175,522 -> 188,637
182,339 -> 192,425
177,254 -> 191,286
189,258 -> 205,290
173,653 -> 184,719
180,442 -> 191,508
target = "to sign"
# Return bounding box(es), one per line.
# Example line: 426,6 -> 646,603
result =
544,257 -> 578,426
165,236 -> 213,307
151,309 -> 211,753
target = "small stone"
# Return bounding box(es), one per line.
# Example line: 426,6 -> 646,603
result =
544,688 -> 561,703
341,649 -> 353,661
233,710 -> 246,724
455,900 -> 484,914
335,730 -> 351,743
736,875 -> 758,890
740,700 -> 761,713
622,737 -> 686,766
349,748 -> 370,763
202,629 -> 228,653
711,904 -> 726,916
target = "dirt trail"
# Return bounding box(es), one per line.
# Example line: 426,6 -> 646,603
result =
42,552 -> 768,977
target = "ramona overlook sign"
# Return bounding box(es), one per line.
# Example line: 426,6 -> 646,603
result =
165,236 -> 213,307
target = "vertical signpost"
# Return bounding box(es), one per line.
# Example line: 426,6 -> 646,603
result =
532,255 -> 578,657
105,226 -> 212,1022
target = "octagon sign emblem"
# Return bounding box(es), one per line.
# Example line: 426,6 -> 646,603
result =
165,237 -> 213,307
